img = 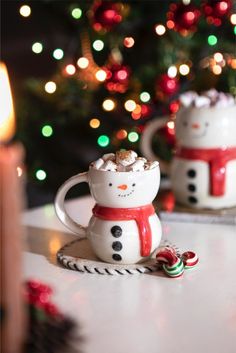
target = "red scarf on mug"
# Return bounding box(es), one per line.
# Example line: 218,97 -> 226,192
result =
92,204 -> 155,257
176,147 -> 236,196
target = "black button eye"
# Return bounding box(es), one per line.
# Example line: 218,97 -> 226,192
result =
132,183 -> 136,187
183,121 -> 188,126
109,183 -> 112,186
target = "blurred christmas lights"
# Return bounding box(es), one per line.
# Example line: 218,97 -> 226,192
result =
19,5 -> 31,17
90,118 -> 100,128
53,49 -> 64,60
71,7 -> 82,19
230,14 -> 236,25
41,125 -> 53,137
128,131 -> 139,143
140,92 -> 150,102
167,65 -> 177,78
208,35 -> 217,46
36,169 -> 47,181
214,52 -> 223,62
212,65 -> 222,75
32,42 -> 43,54
102,99 -> 115,111
116,129 -> 127,140
77,57 -> 89,69
124,100 -> 136,112
97,135 -> 110,147
179,64 -> 190,75
65,64 -> 76,75
155,24 -> 166,35
95,69 -> 107,81
123,37 -> 135,48
44,81 -> 57,94
93,40 -> 104,51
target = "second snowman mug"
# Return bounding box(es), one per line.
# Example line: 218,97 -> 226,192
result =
55,163 -> 162,265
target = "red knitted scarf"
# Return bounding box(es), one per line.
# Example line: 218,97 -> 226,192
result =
176,147 -> 236,196
92,204 -> 155,257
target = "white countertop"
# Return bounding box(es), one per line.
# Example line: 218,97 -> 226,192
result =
23,195 -> 236,353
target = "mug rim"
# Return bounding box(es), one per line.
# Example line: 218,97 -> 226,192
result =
88,163 -> 159,175
179,104 -> 236,112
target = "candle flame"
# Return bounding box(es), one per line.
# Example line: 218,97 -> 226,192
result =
0,62 -> 15,143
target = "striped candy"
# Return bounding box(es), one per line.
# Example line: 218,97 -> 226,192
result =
163,257 -> 185,278
182,251 -> 199,269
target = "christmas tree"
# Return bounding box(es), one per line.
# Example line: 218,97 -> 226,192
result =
1,0 -> 236,206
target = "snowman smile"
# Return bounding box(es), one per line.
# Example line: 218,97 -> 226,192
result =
118,189 -> 135,197
191,127 -> 208,138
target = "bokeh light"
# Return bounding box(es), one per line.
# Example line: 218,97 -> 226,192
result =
179,64 -> 190,76
41,125 -> 53,137
167,65 -> 177,78
230,14 -> 236,25
124,100 -> 136,112
214,52 -> 223,62
89,118 -> 100,128
19,5 -> 31,17
44,81 -> 57,94
123,37 -> 135,48
53,48 -> 64,60
65,64 -> 76,75
155,24 -> 166,35
102,99 -> 115,111
212,65 -> 222,75
128,131 -> 139,143
208,35 -> 217,46
97,135 -> 110,147
77,57 -> 89,69
93,40 -> 104,51
140,92 -> 150,103
116,129 -> 127,140
32,42 -> 43,54
95,69 -> 107,81
71,7 -> 82,19
36,169 -> 47,181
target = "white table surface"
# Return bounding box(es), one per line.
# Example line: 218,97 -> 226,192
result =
22,195 -> 236,353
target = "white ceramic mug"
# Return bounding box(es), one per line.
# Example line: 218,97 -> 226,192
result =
140,104 -> 236,209
55,165 -> 162,264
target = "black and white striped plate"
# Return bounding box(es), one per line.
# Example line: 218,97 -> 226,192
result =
57,238 -> 179,275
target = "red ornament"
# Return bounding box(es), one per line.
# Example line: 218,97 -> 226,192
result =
167,3 -> 201,34
104,64 -> 130,93
156,74 -> 179,97
92,1 -> 123,31
202,0 -> 232,26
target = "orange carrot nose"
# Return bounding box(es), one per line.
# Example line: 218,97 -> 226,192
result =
118,184 -> 128,190
192,123 -> 200,129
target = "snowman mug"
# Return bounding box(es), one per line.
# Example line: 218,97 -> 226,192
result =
140,104 -> 236,209
55,165 -> 162,264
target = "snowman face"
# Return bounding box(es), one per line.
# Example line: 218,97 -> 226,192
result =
88,166 -> 160,207
176,105 -> 236,148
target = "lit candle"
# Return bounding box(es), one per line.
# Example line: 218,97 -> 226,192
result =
0,62 -> 26,353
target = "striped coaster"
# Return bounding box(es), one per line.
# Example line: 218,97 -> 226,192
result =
57,238 -> 177,275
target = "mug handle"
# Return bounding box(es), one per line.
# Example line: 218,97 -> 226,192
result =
54,172 -> 88,237
140,116 -> 171,175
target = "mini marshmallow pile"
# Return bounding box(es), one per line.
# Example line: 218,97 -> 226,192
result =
180,89 -> 235,108
91,150 -> 159,172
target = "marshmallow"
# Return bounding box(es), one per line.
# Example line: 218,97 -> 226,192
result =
102,153 -> 115,161
127,159 -> 145,172
116,150 -> 137,167
100,160 -> 117,171
203,88 -> 218,99
194,96 -> 211,108
179,91 -> 198,107
92,158 -> 104,170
